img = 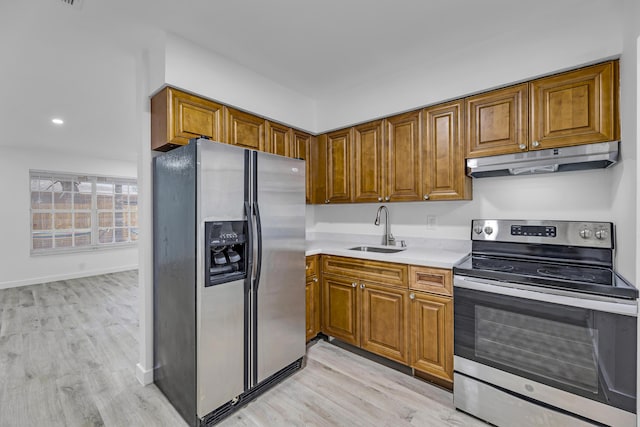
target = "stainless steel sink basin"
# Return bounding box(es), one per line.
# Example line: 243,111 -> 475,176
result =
348,246 -> 406,254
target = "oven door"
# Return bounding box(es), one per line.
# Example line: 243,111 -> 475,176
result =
454,276 -> 637,416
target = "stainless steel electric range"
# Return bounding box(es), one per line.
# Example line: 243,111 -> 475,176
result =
453,219 -> 638,427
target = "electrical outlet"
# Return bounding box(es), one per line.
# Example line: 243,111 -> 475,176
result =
426,215 -> 437,230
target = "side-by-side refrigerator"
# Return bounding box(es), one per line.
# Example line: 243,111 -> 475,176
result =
153,138 -> 306,426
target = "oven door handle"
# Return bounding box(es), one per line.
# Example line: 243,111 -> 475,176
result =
454,275 -> 638,317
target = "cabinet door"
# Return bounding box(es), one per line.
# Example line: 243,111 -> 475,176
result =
353,120 -> 384,203
410,292 -> 453,382
151,87 -> 224,151
325,129 -> 353,203
306,276 -> 321,342
225,107 -> 265,151
465,84 -> 528,158
266,121 -> 292,157
293,130 -> 313,204
360,282 -> 409,364
385,111 -> 422,201
322,274 -> 359,345
530,61 -> 618,150
423,101 -> 471,201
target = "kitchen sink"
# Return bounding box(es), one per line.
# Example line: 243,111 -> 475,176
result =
348,246 -> 406,254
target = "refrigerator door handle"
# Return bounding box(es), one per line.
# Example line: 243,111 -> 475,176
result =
244,201 -> 254,291
243,150 -> 253,391
253,202 -> 263,290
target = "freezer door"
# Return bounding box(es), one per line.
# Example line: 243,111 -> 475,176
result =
197,279 -> 245,417
254,151 -> 306,384
197,140 -> 249,416
198,140 -> 248,221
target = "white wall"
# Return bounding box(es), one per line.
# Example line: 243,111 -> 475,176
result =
159,33 -> 317,132
311,169 -> 614,240
0,147 -> 138,289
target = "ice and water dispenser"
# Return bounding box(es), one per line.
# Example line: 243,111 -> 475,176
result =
205,221 -> 248,286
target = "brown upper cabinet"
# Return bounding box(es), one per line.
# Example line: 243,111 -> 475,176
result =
358,111 -> 429,203
465,84 -> 529,158
530,61 -> 618,150
293,130 -> 314,204
321,128 -> 353,204
385,111 -> 423,202
353,120 -> 385,203
423,101 -> 471,200
150,87 -> 315,201
466,60 -> 618,157
225,107 -> 266,151
317,107 -> 468,204
151,87 -> 224,151
265,121 -> 292,157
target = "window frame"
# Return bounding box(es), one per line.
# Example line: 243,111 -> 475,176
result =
29,170 -> 138,255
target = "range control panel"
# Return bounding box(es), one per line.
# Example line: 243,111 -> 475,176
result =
471,219 -> 614,249
510,225 -> 556,237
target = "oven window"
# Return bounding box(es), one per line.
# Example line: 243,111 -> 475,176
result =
475,306 -> 598,393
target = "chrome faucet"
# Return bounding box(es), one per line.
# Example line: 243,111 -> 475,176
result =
374,205 -> 395,246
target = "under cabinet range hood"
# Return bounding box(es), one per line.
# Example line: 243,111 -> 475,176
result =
466,141 -> 619,178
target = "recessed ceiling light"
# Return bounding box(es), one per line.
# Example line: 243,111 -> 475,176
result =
51,118 -> 64,125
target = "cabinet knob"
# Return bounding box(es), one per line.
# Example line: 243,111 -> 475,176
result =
313,278 -> 318,282
305,265 -> 309,270
423,195 -> 429,200
351,282 -> 357,288
360,283 -> 365,289
532,140 -> 540,148
519,144 -> 526,150
378,197 -> 383,202
409,293 -> 415,300
385,196 -> 390,201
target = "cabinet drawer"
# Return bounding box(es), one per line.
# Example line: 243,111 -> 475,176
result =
306,256 -> 318,278
322,256 -> 408,288
409,266 -> 452,296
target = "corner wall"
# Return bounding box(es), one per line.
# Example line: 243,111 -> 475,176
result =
0,147 -> 138,289
612,0 -> 640,284
160,33 -> 317,133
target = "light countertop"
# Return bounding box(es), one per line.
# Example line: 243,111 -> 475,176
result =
305,233 -> 471,269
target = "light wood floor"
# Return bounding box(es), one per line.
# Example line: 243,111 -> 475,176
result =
0,271 -> 486,427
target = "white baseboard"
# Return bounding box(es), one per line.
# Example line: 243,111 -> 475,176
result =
0,264 -> 138,290
136,362 -> 154,386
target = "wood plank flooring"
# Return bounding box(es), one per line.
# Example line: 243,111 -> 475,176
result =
0,271 -> 487,427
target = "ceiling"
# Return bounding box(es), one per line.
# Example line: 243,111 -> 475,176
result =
0,0 -> 624,160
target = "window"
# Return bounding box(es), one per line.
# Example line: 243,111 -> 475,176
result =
30,171 -> 138,253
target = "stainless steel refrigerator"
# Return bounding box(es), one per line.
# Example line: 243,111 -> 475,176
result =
153,138 -> 306,426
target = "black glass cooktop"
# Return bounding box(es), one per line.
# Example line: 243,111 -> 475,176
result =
454,255 -> 638,299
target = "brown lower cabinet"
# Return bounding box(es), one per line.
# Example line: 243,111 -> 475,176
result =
318,255 -> 453,386
409,291 -> 453,383
305,276 -> 321,342
322,273 -> 409,364
305,255 -> 321,342
321,256 -> 411,365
